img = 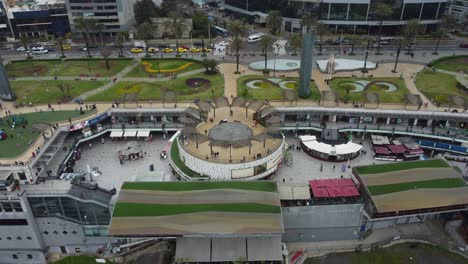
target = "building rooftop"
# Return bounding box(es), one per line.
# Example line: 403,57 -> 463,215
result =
354,159 -> 468,216
108,181 -> 284,237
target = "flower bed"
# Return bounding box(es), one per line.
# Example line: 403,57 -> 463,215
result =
186,78 -> 210,88
141,61 -> 194,73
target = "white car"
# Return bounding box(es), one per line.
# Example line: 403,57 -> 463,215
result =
16,47 -> 26,51
31,49 -> 49,55
31,46 -> 45,51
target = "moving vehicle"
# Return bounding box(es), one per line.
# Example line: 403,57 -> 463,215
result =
202,48 -> 212,53
31,49 -> 48,55
16,46 -> 26,51
213,25 -> 228,37
163,48 -> 173,53
62,44 -> 71,50
131,47 -> 143,53
177,47 -> 187,53
148,47 -> 159,53
248,33 -> 265,43
460,42 -> 468,48
32,46 -> 45,51
190,47 -> 201,53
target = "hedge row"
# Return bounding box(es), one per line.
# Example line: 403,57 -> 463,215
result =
427,55 -> 468,67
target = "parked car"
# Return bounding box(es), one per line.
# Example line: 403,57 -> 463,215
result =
177,47 -> 187,53
460,42 -> 468,48
202,48 -> 212,53
190,47 -> 201,53
62,44 -> 72,50
148,47 -> 159,53
16,46 -> 26,51
163,48 -> 173,53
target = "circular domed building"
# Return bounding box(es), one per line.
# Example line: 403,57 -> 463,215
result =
170,97 -> 285,181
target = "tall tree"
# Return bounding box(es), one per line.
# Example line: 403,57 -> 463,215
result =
266,10 -> 282,36
314,21 -> 329,55
192,11 -> 210,38
258,34 -> 274,70
348,35 -> 362,55
164,11 -> 185,57
392,38 -> 409,72
228,20 -> 248,73
136,21 -> 155,56
432,15 -> 457,54
160,0 -> 177,17
288,33 -> 302,56
56,32 -> 71,58
100,48 -> 112,71
95,23 -> 105,45
19,36 -> 31,58
301,14 -> 315,33
402,19 -> 422,55
74,17 -> 97,58
134,0 -> 158,25
374,2 -> 392,55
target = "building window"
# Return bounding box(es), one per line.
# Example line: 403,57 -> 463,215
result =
17,172 -> 27,181
1,202 -> 13,212
16,236 -> 21,240
63,231 -> 68,235
11,202 -> 23,212
26,236 -> 32,240
43,231 -> 49,235
27,254 -> 33,260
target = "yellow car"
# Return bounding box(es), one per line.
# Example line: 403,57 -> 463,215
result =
131,48 -> 143,53
202,48 -> 212,53
177,47 -> 187,53
163,48 -> 173,53
148,47 -> 159,53
189,47 -> 201,53
62,44 -> 71,50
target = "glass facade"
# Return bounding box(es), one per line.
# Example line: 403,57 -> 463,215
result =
420,3 -> 439,20
319,3 -> 329,20
349,4 -> 368,20
329,3 -> 348,20
402,3 -> 422,19
28,196 -> 111,226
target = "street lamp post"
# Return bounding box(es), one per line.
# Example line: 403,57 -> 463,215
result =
362,39 -> 370,76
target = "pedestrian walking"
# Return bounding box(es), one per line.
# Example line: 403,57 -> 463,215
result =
101,138 -> 105,144
89,142 -> 92,149
68,118 -> 71,124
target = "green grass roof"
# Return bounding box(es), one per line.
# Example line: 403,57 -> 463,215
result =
368,178 -> 466,196
113,202 -> 281,217
354,159 -> 449,175
121,181 -> 277,192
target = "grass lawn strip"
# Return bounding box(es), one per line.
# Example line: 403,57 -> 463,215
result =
126,59 -> 203,77
52,256 -> 115,264
122,181 -> 277,193
56,59 -> 131,77
11,80 -> 107,105
0,111 -> 91,158
415,69 -> 467,105
86,73 -> 223,102
237,75 -> 320,100
329,77 -> 409,103
432,55 -> 468,72
113,202 -> 281,217
368,178 -> 465,196
6,59 -> 62,77
354,159 -> 449,174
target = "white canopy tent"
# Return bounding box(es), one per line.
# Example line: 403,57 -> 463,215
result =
137,129 -> 151,138
123,129 -> 138,137
109,131 -> 123,138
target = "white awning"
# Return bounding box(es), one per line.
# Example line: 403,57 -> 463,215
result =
278,184 -> 311,200
299,135 -> 317,142
335,142 -> 363,155
109,131 -> 123,138
137,129 -> 151,137
123,129 -> 138,137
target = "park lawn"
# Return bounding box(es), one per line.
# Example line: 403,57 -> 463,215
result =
6,59 -> 62,77
415,69 -> 467,105
86,72 -> 223,102
113,202 -> 281,217
52,256 -> 114,264
354,159 -> 449,174
11,80 -> 107,105
125,59 -> 203,77
329,77 -> 409,103
0,110 -> 91,159
304,242 -> 468,264
433,56 -> 468,72
169,138 -> 203,178
55,59 -> 132,77
123,181 -> 277,192
237,75 -> 320,101
368,178 -> 466,196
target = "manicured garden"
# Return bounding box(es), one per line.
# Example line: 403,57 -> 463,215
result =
354,159 -> 449,174
86,72 -> 223,102
431,55 -> 468,72
5,58 -> 132,77
415,70 -> 468,105
122,181 -> 277,192
329,77 -> 410,103
125,58 -> 203,77
11,80 -> 107,105
237,75 -> 321,101
304,242 -> 468,264
113,202 -> 281,217
368,178 -> 466,196
0,110 -> 92,158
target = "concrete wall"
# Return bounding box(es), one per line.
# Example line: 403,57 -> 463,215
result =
282,204 -> 364,242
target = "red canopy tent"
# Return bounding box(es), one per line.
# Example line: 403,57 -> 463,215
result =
311,187 -> 329,198
342,186 -> 360,197
327,186 -> 343,198
387,144 -> 407,154
338,178 -> 355,187
374,146 -> 390,155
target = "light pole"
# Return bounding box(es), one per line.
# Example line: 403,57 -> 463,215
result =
362,39 -> 370,76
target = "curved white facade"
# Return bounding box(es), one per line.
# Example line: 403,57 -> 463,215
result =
177,137 -> 285,180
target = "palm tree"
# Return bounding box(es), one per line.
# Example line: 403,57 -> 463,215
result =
301,14 -> 315,33
19,36 -> 31,58
373,2 -> 392,55
392,38 -> 409,72
100,48 -> 112,71
164,11 -> 186,57
432,15 -> 457,55
314,21 -> 329,55
201,58 -> 218,74
136,21 -> 155,56
228,20 -> 248,74
348,35 -> 362,55
56,32 -> 71,58
266,10 -> 282,36
288,33 -> 302,56
74,17 -> 97,58
403,19 -> 422,55
258,34 -> 274,70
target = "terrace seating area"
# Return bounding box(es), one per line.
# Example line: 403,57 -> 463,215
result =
418,139 -> 468,155
309,179 -> 360,199
371,135 -> 424,161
